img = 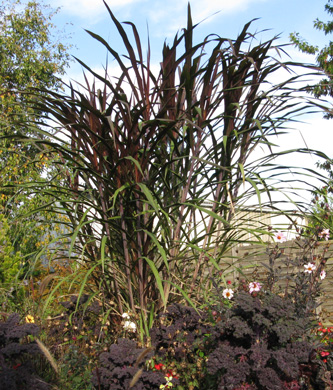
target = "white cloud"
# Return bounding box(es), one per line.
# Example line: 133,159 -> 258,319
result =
191,0 -> 267,22
147,0 -> 268,37
52,0 -> 268,31
52,0 -> 140,20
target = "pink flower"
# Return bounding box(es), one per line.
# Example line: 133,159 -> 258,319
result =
274,231 -> 287,243
222,288 -> 234,300
249,281 -> 262,294
304,263 -> 316,273
319,229 -> 330,241
320,270 -> 326,280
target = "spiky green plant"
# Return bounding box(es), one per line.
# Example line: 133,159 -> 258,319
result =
13,2 -> 329,328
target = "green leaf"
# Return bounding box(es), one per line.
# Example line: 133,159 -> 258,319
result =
143,230 -> 169,272
143,257 -> 166,309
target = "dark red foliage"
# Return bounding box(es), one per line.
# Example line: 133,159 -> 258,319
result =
0,313 -> 50,390
91,338 -> 170,390
203,292 -> 317,390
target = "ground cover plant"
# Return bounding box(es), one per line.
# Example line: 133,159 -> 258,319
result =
0,313 -> 52,390
86,228 -> 332,390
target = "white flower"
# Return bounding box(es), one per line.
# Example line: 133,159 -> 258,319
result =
304,263 -> 316,274
124,320 -> 136,332
122,312 -> 130,319
222,288 -> 234,300
274,231 -> 287,243
320,270 -> 326,280
319,229 -> 330,241
249,281 -> 262,294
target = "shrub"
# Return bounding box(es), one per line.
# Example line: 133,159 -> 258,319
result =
261,232 -> 330,319
91,338 -> 168,390
0,313 -> 51,390
150,303 -> 215,388
92,293 -> 321,389
203,291 -> 315,389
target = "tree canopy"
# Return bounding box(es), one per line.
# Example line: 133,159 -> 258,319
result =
290,0 -> 333,117
0,0 -> 70,125
0,0 -> 71,274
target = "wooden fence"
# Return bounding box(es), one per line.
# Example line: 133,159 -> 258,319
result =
214,239 -> 333,323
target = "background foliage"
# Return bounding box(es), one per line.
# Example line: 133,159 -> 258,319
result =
0,0 -> 71,287
290,0 -> 333,117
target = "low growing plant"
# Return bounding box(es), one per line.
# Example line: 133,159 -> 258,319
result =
91,283 -> 326,389
46,294 -> 120,360
59,345 -> 93,390
149,303 -> 215,389
203,291 -> 316,390
91,338 -> 168,390
0,313 -> 52,390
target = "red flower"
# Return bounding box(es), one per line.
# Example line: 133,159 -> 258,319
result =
166,370 -> 178,379
227,280 -> 232,285
12,363 -> 22,370
154,363 -> 164,370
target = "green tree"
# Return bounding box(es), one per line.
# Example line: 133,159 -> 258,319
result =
0,0 -> 70,121
307,159 -> 333,238
0,214 -> 21,284
290,0 -> 333,116
0,0 -> 71,275
290,1 -> 333,230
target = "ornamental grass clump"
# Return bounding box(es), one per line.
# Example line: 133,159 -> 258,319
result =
18,0 -> 330,330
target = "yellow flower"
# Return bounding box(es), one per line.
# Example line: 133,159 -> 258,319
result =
25,315 -> 35,323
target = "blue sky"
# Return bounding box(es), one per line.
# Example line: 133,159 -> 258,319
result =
49,0 -> 332,179
51,0 -> 329,74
